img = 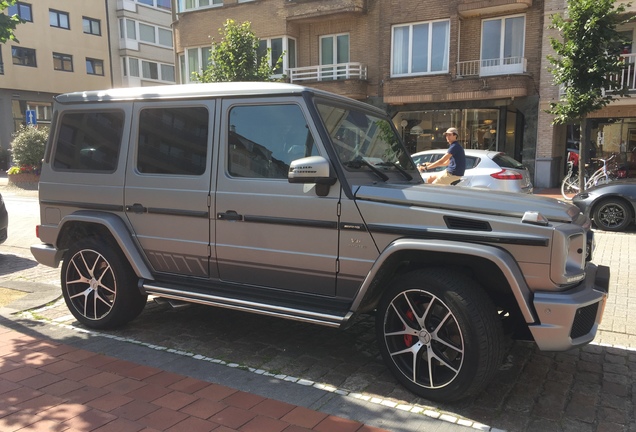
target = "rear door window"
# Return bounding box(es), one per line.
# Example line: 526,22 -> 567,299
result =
137,107 -> 208,175
53,111 -> 124,171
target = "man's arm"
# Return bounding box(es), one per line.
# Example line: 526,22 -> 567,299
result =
419,153 -> 451,171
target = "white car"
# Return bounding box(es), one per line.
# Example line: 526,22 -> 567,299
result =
411,149 -> 533,193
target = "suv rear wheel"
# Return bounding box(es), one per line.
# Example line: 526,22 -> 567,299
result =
61,238 -> 147,329
376,268 -> 504,402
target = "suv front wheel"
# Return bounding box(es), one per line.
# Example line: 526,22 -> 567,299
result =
61,238 -> 147,329
376,268 -> 504,402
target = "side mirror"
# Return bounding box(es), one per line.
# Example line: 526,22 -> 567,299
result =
288,156 -> 336,196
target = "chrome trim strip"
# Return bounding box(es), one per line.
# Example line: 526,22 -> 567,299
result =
367,224 -> 549,247
143,283 -> 350,328
39,200 -> 124,212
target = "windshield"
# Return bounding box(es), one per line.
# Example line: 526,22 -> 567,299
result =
316,102 -> 417,176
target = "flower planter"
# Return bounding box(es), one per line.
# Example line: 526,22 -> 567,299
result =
7,172 -> 40,189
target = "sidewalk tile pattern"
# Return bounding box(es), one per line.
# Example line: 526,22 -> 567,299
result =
0,326 -> 388,432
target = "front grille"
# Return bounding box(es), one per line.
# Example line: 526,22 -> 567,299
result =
570,303 -> 599,339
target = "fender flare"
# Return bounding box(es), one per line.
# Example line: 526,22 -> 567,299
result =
350,238 -> 536,323
55,211 -> 153,280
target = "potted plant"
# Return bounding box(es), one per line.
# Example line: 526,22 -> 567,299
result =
7,125 -> 48,187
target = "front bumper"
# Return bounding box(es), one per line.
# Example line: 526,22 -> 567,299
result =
529,263 -> 609,351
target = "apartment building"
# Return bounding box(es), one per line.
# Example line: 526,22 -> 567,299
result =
0,1 -> 111,155
537,0 -> 636,187
172,0 -> 543,177
107,0 -> 175,88
0,0 -> 176,165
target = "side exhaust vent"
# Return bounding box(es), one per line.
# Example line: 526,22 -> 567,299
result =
444,216 -> 492,231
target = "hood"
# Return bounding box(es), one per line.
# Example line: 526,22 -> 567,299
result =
354,183 -> 580,223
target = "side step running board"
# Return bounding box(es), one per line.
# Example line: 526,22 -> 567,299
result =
142,282 -> 352,328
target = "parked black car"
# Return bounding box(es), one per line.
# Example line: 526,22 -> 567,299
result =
573,180 -> 636,232
0,192 -> 7,244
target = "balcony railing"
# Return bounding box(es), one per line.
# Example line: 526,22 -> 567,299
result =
288,62 -> 367,83
608,53 -> 636,92
0,62 -> 3,75
456,57 -> 527,77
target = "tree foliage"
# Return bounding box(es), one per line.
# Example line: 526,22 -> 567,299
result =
194,19 -> 283,83
1,0 -> 24,44
10,125 -> 48,169
547,0 -> 632,190
547,0 -> 631,124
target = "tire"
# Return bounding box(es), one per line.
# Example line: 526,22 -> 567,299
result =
561,173 -> 580,200
375,268 -> 504,403
593,198 -> 632,232
61,238 -> 147,329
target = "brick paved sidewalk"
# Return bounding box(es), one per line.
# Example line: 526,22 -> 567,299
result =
0,321 -> 389,432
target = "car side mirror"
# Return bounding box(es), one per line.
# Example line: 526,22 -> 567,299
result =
288,156 -> 336,196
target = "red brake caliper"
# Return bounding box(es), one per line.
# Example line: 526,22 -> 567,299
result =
404,310 -> 415,347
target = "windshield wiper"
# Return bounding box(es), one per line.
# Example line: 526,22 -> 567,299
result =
375,162 -> 413,181
343,159 -> 389,182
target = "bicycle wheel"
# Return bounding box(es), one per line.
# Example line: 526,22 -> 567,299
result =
561,174 -> 580,200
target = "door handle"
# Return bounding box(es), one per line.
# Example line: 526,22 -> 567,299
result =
126,203 -> 147,214
217,210 -> 243,221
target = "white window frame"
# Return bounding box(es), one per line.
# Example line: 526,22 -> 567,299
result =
177,0 -> 222,12
258,36 -> 296,78
123,56 -> 175,83
480,14 -> 526,76
319,33 -> 349,81
391,19 -> 450,77
135,0 -> 172,10
119,18 -> 173,49
180,46 -> 212,83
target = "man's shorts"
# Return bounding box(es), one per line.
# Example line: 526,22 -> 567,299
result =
432,170 -> 462,185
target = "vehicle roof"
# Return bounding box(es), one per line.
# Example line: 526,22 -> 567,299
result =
53,82 -> 378,113
412,149 -> 500,157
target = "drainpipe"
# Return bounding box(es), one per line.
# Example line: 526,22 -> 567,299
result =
105,0 -> 115,88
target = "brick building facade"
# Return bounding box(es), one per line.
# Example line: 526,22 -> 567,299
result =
172,0 -> 545,181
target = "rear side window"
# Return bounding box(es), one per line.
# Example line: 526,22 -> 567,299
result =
137,107 -> 208,175
53,111 -> 124,171
466,156 -> 479,169
492,153 -> 524,169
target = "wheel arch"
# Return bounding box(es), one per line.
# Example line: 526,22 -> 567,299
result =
55,211 -> 153,280
351,239 -> 536,324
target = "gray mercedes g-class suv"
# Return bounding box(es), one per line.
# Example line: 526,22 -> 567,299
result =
32,82 -> 609,402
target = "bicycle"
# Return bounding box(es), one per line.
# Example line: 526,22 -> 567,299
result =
561,153 -> 619,200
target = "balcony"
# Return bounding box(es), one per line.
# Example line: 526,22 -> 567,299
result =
288,62 -> 367,83
456,57 -> 527,77
458,0 -> 532,18
0,62 -> 3,75
607,53 -> 636,93
285,0 -> 367,22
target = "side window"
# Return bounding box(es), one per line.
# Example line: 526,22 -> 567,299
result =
228,104 -> 318,179
53,111 -> 123,171
466,156 -> 479,170
137,107 -> 208,175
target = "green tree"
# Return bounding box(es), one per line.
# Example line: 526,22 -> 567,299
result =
547,0 -> 632,191
194,19 -> 283,83
1,0 -> 23,43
